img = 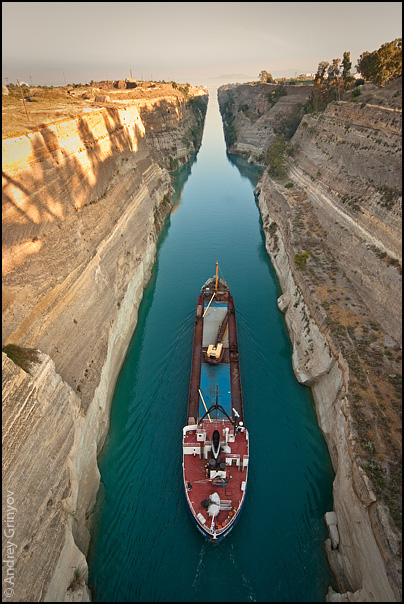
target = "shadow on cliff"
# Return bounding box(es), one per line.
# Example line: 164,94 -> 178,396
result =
137,98 -> 183,132
103,107 -> 139,152
2,108 -> 146,258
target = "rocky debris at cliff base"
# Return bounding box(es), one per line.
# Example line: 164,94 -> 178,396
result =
325,511 -> 340,549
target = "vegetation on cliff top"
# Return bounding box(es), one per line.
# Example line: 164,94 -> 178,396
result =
307,38 -> 402,112
257,38 -> 401,114
357,38 -> 402,86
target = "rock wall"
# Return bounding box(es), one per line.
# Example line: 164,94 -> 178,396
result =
218,82 -> 311,162
2,89 -> 208,601
2,351 -> 91,602
288,100 -> 401,340
138,93 -> 208,170
257,176 -> 401,602
218,82 -> 402,601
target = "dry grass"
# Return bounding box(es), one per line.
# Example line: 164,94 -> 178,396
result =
2,87 -> 97,138
2,82 -> 190,139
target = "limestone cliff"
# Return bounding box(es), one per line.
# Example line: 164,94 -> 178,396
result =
218,82 -> 402,601
218,82 -> 311,162
2,87 -> 208,601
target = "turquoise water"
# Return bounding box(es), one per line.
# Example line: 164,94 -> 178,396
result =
87,93 -> 335,602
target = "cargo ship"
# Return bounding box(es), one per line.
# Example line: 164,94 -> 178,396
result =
183,263 -> 249,541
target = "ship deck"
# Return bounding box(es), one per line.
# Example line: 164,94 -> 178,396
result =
183,420 -> 249,537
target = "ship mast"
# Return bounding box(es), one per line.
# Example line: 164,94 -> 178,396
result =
215,261 -> 219,292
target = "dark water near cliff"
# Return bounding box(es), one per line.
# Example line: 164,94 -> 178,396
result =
87,93 -> 335,602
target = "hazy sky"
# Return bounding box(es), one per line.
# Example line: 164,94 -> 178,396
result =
2,2 -> 402,87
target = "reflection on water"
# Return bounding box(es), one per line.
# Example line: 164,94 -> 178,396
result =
226,151 -> 264,186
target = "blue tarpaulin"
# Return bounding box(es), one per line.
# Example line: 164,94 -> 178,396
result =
199,363 -> 232,419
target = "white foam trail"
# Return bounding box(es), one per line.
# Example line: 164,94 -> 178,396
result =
192,542 -> 207,589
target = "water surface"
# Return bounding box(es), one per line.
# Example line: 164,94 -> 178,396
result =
88,92 -> 335,602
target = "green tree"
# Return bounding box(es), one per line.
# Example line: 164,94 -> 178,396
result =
327,58 -> 341,100
375,38 -> 402,84
341,51 -> 353,89
309,61 -> 329,111
357,50 -> 380,82
357,38 -> 402,85
315,61 -> 329,83
327,58 -> 340,80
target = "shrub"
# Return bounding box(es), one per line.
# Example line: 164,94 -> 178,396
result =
294,251 -> 311,269
238,103 -> 249,113
225,125 -> 237,147
265,134 -> 286,178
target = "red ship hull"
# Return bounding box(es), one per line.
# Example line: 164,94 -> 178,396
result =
183,270 -> 248,541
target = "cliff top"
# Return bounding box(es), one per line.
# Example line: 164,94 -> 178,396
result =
218,77 -> 402,111
2,81 -> 207,139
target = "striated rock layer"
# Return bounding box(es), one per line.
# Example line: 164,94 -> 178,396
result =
218,82 -> 311,162
2,88 -> 208,601
257,175 -> 401,602
218,82 -> 402,601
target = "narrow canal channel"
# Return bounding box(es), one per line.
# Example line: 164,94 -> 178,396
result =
87,93 -> 335,602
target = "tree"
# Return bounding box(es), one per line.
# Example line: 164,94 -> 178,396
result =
375,38 -> 402,85
327,58 -> 341,100
341,51 -> 353,90
310,61 -> 329,111
357,38 -> 402,85
328,58 -> 341,80
259,70 -> 274,83
315,61 -> 329,83
357,50 -> 380,82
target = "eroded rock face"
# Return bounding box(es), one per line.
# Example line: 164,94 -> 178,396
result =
2,350 -> 90,602
257,182 -> 401,602
2,90 -> 208,601
218,82 -> 311,162
2,105 -> 173,412
218,80 -> 401,601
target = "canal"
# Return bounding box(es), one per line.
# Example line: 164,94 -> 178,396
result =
87,92 -> 335,602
